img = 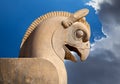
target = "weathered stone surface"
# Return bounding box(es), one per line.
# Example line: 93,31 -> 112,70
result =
0,58 -> 59,84
0,9 -> 91,84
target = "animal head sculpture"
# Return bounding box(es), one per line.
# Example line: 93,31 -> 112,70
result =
0,9 -> 91,84
20,9 -> 91,62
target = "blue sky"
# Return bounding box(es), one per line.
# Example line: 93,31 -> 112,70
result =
0,0 -> 104,57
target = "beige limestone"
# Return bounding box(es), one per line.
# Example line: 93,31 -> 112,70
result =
0,9 -> 91,84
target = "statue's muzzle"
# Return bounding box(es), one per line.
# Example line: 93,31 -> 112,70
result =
76,47 -> 90,61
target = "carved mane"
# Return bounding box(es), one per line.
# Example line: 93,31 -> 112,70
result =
20,11 -> 90,48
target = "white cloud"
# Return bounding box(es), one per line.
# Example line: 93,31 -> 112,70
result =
86,0 -> 113,13
86,0 -> 103,12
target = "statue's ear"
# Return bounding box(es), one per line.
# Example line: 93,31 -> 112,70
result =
62,8 -> 89,28
63,46 -> 77,62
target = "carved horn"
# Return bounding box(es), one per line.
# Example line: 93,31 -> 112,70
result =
62,8 -> 89,28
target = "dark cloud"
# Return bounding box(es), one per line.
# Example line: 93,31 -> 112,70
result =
66,49 -> 120,84
99,0 -> 120,24
66,0 -> 120,84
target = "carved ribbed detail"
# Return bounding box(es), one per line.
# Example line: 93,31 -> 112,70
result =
20,11 -> 90,47
20,12 -> 71,47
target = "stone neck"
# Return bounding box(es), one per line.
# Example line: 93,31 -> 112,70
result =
31,17 -> 66,62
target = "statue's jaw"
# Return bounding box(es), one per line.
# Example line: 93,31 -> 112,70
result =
64,44 -> 90,62
64,45 -> 77,62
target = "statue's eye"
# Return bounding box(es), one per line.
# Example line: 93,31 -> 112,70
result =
75,29 -> 84,38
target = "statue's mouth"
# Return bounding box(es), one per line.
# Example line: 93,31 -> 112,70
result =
64,44 -> 90,62
65,44 -> 82,57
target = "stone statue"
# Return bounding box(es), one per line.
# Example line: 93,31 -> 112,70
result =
0,9 -> 91,84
